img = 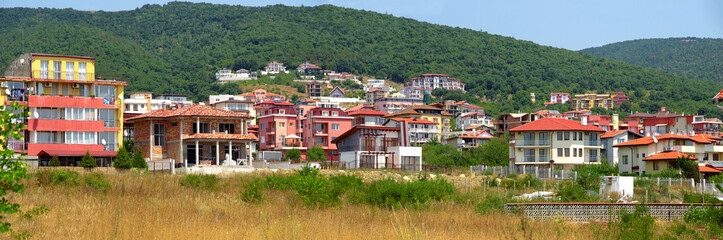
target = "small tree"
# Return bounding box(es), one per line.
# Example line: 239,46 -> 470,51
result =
131,148 -> 147,169
50,155 -> 61,167
79,151 -> 97,169
0,102 -> 29,233
114,147 -> 132,169
307,146 -> 326,163
676,156 -> 700,181
285,149 -> 301,163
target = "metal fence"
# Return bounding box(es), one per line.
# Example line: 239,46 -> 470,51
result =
470,165 -> 578,180
148,160 -> 174,174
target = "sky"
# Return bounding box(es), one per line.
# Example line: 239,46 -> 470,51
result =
2,0 -> 722,50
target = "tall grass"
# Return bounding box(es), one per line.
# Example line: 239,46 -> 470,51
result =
2,170 -> 702,239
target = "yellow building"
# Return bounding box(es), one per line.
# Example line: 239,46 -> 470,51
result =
572,93 -> 613,111
2,53 -> 127,166
384,105 -> 453,140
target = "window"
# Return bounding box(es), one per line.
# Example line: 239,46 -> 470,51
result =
65,131 -> 96,144
332,111 -> 338,116
557,148 -> 563,157
579,148 -> 583,157
316,137 -> 324,144
78,63 -> 86,80
98,131 -> 117,151
192,122 -> 210,133
557,132 -> 563,141
539,132 -> 548,145
171,122 -> 178,127
322,111 -> 329,116
260,124 -> 265,130
154,124 -> 165,146
653,161 -> 659,170
573,132 -> 578,140
579,132 -> 583,140
315,123 -> 324,131
622,155 -> 629,164
218,123 -> 235,134
564,148 -> 570,157
40,61 -> 49,79
36,131 -> 61,144
279,122 -> 285,128
66,62 -> 74,80
94,85 -> 115,99
401,156 -> 420,170
564,132 -> 570,140
332,124 -> 339,130
290,122 -> 294,127
53,61 -> 61,79
98,109 -> 115,127
65,108 -> 95,121
573,148 -> 577,157
38,108 -> 62,120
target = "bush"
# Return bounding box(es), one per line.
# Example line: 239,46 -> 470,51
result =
610,205 -> 655,240
285,149 -> 301,163
306,146 -> 326,163
180,174 -> 219,190
681,191 -> 723,204
556,182 -> 597,202
83,173 -> 111,191
293,166 -> 340,207
50,155 -> 60,167
241,179 -> 263,203
573,161 -> 617,190
263,174 -> 297,190
475,193 -> 509,214
357,177 -> 456,209
79,151 -> 97,169
131,149 -> 147,169
37,169 -> 79,186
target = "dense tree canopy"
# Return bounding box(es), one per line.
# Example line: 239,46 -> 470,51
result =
0,3 -> 721,118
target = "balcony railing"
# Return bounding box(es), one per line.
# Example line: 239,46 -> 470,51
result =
103,120 -> 118,128
588,156 -> 599,162
521,140 -> 550,146
33,70 -> 95,81
8,139 -> 26,151
523,155 -> 549,163
585,141 -> 600,146
104,144 -> 118,151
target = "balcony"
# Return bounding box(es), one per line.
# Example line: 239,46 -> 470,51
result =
8,139 -> 26,151
585,141 -> 601,147
523,155 -> 549,163
520,140 -> 550,147
33,70 -> 95,81
314,130 -> 328,136
28,95 -> 119,109
103,120 -> 120,128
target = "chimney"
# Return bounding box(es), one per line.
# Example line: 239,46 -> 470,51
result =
581,115 -> 588,126
612,114 -> 619,131
661,107 -> 667,112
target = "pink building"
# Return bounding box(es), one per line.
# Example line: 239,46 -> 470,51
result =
301,107 -> 353,162
238,89 -> 285,103
258,106 -> 300,152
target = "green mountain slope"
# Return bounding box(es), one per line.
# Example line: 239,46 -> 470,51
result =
0,3 -> 721,117
581,38 -> 723,82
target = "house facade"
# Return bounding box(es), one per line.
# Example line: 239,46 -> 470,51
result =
297,62 -> 321,74
258,106 -> 303,154
385,105 -> 453,133
456,112 -> 494,131
307,81 -> 323,98
347,108 -> 387,127
509,117 -> 606,170
126,104 -> 257,166
613,133 -> 723,174
373,97 -> 424,114
215,68 -> 257,82
406,74 -> 465,95
329,86 -> 346,98
495,113 -> 540,136
384,118 -> 441,144
237,89 -> 285,103
332,126 -> 422,170
546,92 -> 570,105
600,130 -> 642,166
572,93 -> 613,111
444,130 -> 493,148
262,61 -> 287,75
301,107 -> 353,162
209,100 -> 255,117
2,53 -> 126,166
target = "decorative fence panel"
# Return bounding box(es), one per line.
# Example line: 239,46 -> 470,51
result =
506,203 -> 722,222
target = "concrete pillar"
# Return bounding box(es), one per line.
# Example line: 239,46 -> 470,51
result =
196,117 -> 200,133
216,141 -> 220,165
195,140 -> 199,166
180,119 -> 184,168
149,120 -> 153,160
229,141 -> 233,161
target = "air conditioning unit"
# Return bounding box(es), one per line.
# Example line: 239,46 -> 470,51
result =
43,82 -> 52,87
72,83 -> 80,89
0,82 -> 6,88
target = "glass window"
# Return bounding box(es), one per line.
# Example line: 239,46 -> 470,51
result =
316,137 -> 324,144
557,148 -> 563,157
154,124 -> 165,146
78,63 -> 86,80
218,123 -> 235,134
564,148 -> 570,157
564,132 -> 570,140
53,61 -> 61,79
557,132 -> 563,141
98,109 -> 115,127
66,62 -> 74,80
40,61 -> 49,79
192,123 -> 210,133
332,124 -> 339,130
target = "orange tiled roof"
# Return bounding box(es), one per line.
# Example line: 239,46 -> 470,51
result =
183,133 -> 258,141
601,130 -> 627,139
699,166 -> 722,173
509,117 -> 605,132
126,104 -> 253,121
643,151 -> 697,161
391,118 -> 438,125
713,89 -> 723,100
347,104 -> 374,112
613,133 -> 714,147
348,109 -> 387,117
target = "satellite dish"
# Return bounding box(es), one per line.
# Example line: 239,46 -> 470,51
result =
19,59 -> 25,64
29,87 -> 34,92
5,89 -> 10,95
123,129 -> 128,136
101,139 -> 107,145
119,95 -> 124,100
33,111 -> 39,119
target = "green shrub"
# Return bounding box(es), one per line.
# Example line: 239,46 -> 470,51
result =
573,161 -> 617,190
83,173 -> 111,191
37,169 -> 79,186
263,174 -> 297,190
180,174 -> 218,190
293,166 -> 340,207
131,149 -> 147,169
475,193 -> 509,214
79,151 -> 97,169
49,155 -> 60,167
610,205 -> 655,240
556,182 -> 597,202
357,177 -> 456,209
114,147 -> 132,169
241,179 -> 264,203
285,149 -> 301,163
681,191 -> 723,204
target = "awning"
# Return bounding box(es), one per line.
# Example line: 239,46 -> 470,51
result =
37,150 -> 117,157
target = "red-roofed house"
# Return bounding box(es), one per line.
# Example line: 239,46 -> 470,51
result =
444,130 -> 494,148
297,62 -> 321,74
126,104 -> 256,167
384,118 -> 441,145
509,117 -> 606,170
332,126 -> 422,170
237,89 -> 285,103
347,109 -> 387,127
613,132 -> 723,174
262,61 -> 287,75
329,86 -> 346,98
406,74 -> 464,95
601,130 -> 642,166
456,112 -> 494,131
301,108 -> 353,162
546,92 -> 570,105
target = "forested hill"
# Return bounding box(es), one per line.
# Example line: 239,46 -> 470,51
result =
1,3 -> 721,117
581,38 -> 723,83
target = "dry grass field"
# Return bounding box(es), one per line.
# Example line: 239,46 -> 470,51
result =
3,169 -> 714,240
